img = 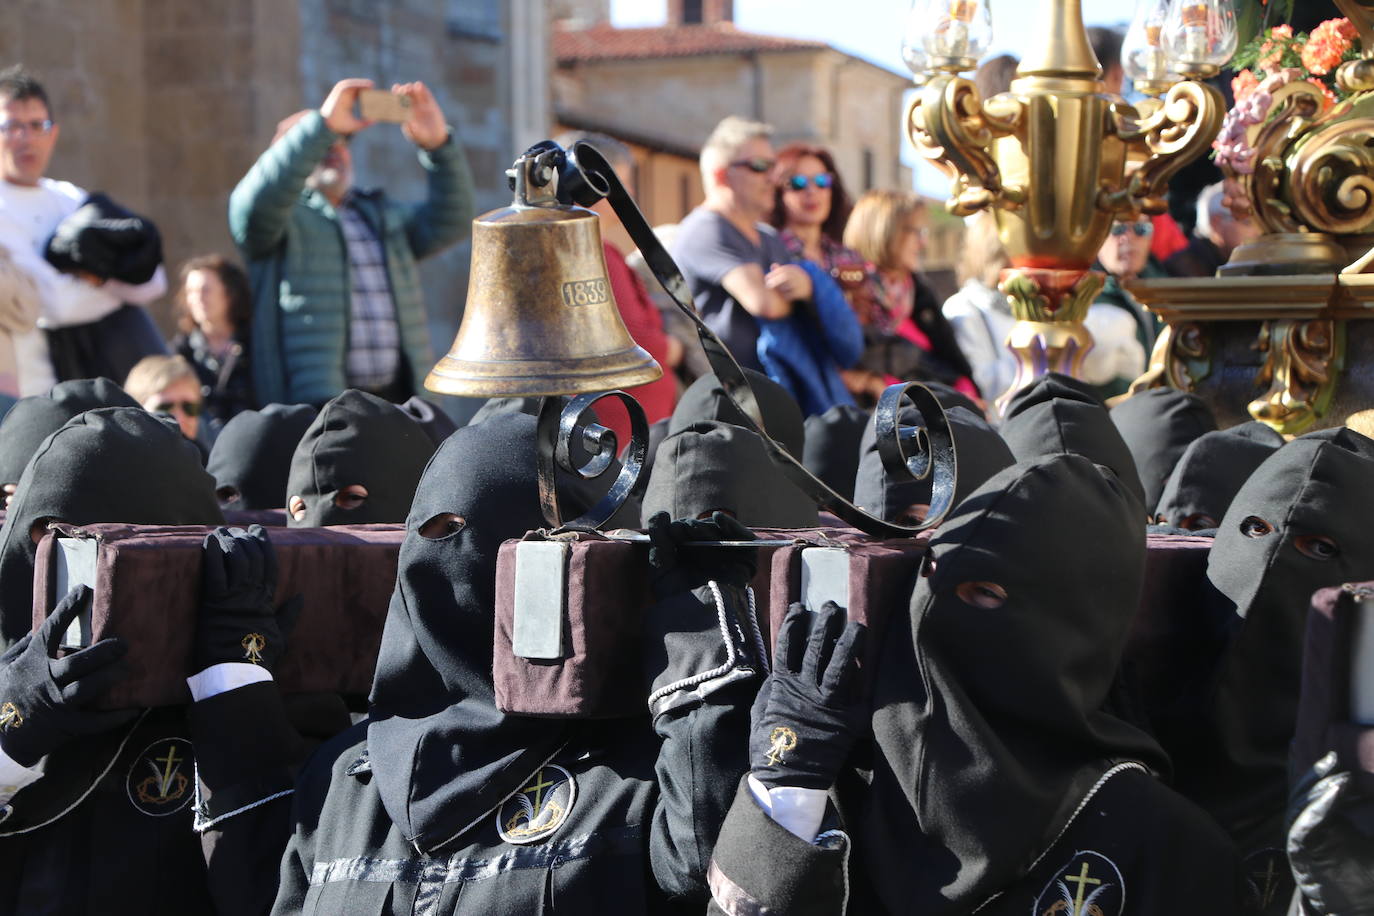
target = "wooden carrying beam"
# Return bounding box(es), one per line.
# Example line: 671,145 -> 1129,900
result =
494,531 -> 1218,719
31,524 -> 405,709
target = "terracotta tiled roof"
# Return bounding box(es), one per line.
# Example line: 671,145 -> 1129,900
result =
553,22 -> 829,63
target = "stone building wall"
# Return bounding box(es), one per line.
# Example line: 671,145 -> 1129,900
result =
2,0 -> 547,418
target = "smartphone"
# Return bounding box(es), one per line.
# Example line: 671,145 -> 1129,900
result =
358,89 -> 412,124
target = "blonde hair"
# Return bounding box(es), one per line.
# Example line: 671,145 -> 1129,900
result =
957,212 -> 1010,288
843,190 -> 927,271
124,355 -> 198,405
699,115 -> 773,186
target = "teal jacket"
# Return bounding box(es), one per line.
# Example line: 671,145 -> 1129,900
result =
228,111 -> 474,405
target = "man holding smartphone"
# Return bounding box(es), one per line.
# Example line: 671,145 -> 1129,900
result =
229,78 -> 474,407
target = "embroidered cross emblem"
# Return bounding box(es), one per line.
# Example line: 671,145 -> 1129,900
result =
765,726 -> 797,766
521,770 -> 557,812
1252,857 -> 1280,907
1065,862 -> 1101,916
241,633 -> 266,665
0,702 -> 21,731
153,745 -> 182,799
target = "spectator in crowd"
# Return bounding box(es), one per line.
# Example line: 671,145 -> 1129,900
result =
768,143 -> 867,294
229,78 -> 473,407
942,212 -> 1016,410
673,116 -> 860,416
553,131 -> 678,440
627,222 -> 714,386
0,241 -> 39,398
0,66 -> 167,396
124,354 -> 204,443
171,254 -> 255,429
1165,181 -> 1260,278
1087,25 -> 1124,95
1084,216 -> 1163,400
767,143 -> 883,406
843,190 -> 979,404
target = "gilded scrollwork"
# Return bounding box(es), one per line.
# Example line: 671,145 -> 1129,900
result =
1128,322 -> 1212,395
1105,80 -> 1225,216
909,75 -> 1021,216
1290,119 -> 1374,237
1248,318 -> 1347,435
1237,81 -> 1333,235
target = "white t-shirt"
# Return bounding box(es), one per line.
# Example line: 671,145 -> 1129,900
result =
0,178 -> 166,395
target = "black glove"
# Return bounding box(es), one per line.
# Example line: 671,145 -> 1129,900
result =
194,526 -> 302,674
643,511 -> 763,718
750,602 -> 867,790
1288,750 -> 1374,915
646,510 -> 757,599
0,586 -> 134,767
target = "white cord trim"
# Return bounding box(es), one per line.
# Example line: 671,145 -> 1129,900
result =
192,784 -> 294,832
647,582 -> 757,710
0,709 -> 149,837
969,761 -> 1148,914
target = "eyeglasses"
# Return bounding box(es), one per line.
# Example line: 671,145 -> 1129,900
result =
785,172 -> 834,191
1110,221 -> 1154,238
729,157 -> 776,174
0,119 -> 55,138
152,400 -> 202,417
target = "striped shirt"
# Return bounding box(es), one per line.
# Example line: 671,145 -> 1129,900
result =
338,202 -> 401,390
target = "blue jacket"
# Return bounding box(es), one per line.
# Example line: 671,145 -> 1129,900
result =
228,111 -> 474,405
756,262 -> 862,417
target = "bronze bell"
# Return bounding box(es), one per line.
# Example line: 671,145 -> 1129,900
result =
426,151 -> 663,397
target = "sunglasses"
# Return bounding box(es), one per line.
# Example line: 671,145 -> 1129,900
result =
785,172 -> 834,191
729,157 -> 776,174
152,400 -> 202,417
1110,221 -> 1154,237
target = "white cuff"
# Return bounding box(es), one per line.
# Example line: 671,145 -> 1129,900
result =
187,663 -> 273,702
746,773 -> 829,843
0,745 -> 44,805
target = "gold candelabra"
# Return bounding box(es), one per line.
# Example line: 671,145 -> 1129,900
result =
901,0 -> 1231,410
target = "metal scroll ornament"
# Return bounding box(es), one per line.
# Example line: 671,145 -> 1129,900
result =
904,0 -> 1224,400
433,141 -> 958,538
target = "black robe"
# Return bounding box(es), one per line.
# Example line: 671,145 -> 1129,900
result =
1159,428 -> 1374,890
0,407 -> 317,915
712,455 -> 1251,914
274,414 -> 754,914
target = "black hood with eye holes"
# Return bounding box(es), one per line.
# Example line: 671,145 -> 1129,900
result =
400,395 -> 459,446
802,403 -> 869,502
853,405 -> 1013,523
0,378 -> 138,487
641,420 -> 818,528
1109,388 -> 1216,512
206,404 -> 316,510
999,373 -> 1146,510
366,414 -> 578,854
285,390 -> 436,527
0,408 -> 223,644
1153,421 -> 1284,529
1170,426 -> 1374,850
858,454 -> 1165,913
669,368 -> 806,459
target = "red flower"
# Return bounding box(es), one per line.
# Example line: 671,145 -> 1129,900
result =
1302,18 -> 1357,76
